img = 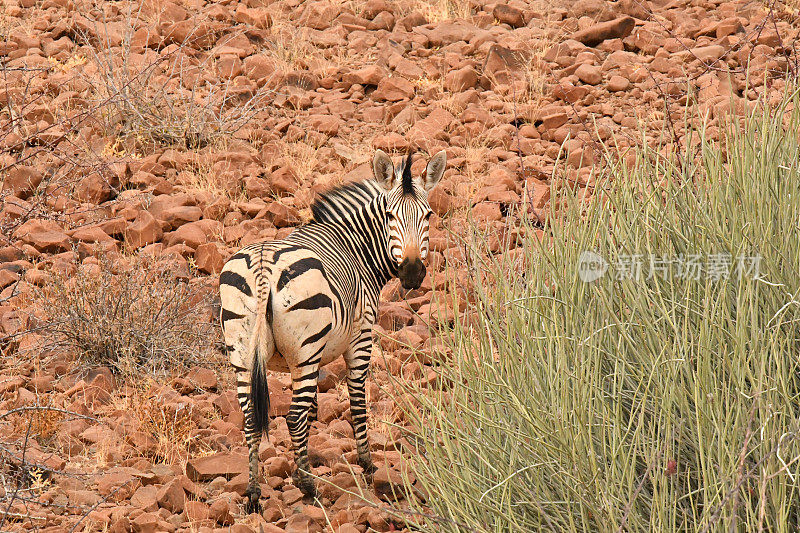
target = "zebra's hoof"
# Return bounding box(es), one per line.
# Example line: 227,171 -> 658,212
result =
293,471 -> 317,498
359,458 -> 377,482
244,486 -> 261,514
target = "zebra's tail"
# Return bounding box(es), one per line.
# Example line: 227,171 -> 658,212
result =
250,279 -> 273,435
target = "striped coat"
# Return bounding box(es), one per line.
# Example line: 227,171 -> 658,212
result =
218,150 -> 445,509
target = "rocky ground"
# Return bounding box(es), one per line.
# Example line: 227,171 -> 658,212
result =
0,0 -> 798,531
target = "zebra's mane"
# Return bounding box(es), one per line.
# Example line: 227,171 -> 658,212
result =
309,180 -> 385,224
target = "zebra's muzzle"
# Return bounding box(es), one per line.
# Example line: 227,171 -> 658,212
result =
398,257 -> 426,290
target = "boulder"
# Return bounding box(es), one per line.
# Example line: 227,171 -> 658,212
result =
569,17 -> 635,47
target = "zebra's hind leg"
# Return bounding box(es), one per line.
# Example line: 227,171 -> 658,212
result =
228,338 -> 267,514
232,362 -> 264,514
308,390 -> 318,424
287,363 -> 320,497
244,407 -> 262,514
345,338 -> 376,480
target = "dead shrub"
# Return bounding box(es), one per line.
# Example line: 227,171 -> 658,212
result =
33,255 -> 217,376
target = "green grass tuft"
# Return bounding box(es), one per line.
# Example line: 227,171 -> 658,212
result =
400,93 -> 800,531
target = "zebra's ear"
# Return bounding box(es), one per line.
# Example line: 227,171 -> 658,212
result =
372,150 -> 395,190
423,150 -> 446,191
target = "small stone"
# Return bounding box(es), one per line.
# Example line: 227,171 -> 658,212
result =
373,76 -> 414,101
124,211 -> 163,249
444,66 -> 478,92
343,65 -> 386,86
13,219 -> 70,253
607,75 -> 630,92
492,5 -> 524,28
575,63 -> 602,85
186,453 -> 247,482
157,478 -> 185,513
266,456 -> 292,478
570,16 -> 635,47
194,243 -> 225,274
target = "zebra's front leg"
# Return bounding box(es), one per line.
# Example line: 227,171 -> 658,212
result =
345,337 -> 376,479
287,364 -> 320,497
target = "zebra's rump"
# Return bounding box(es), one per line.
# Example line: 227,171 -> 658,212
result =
219,240 -> 352,370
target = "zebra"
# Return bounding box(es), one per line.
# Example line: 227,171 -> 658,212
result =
218,149 -> 446,511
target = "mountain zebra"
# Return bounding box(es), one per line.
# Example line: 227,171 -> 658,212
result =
219,149 -> 446,510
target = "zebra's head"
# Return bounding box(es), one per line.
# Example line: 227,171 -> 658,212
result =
372,149 -> 446,290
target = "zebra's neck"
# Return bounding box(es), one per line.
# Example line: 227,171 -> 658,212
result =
349,194 -> 397,294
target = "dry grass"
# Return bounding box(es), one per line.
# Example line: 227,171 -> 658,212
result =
179,153 -> 249,204
410,0 -> 474,22
77,7 -> 273,151
32,254 -> 217,376
118,378 -> 217,467
265,7 -> 375,77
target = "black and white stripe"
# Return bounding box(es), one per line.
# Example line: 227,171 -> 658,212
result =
218,149 -> 446,509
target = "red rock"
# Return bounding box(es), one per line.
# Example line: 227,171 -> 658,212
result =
165,219 -> 222,249
13,219 -> 70,253
131,512 -> 160,533
157,478 -> 185,513
398,10 -> 427,30
184,500 -> 210,522
535,107 -> 569,130
417,22 -> 477,46
97,470 -> 141,501
244,176 -> 271,198
378,302 -> 414,331
471,202 -> 502,222
301,2 -> 338,29
566,146 -> 594,169
618,0 -> 651,19
343,65 -> 386,86
0,269 -> 20,289
69,225 -> 114,243
187,366 -> 218,390
372,133 -> 409,152
681,45 -> 725,64
553,82 -> 590,103
372,466 -> 405,500
492,5 -> 524,28
318,358 -> 346,392
2,166 -> 42,199
162,20 -> 220,48
428,186 -> 451,216
244,55 -> 278,85
217,55 -> 243,79
186,452 -> 247,481
125,211 -> 163,249
266,456 -> 292,478
75,173 -> 115,204
607,75 -> 630,92
444,66 -> 478,92
285,514 -> 323,533
161,205 -> 202,229
130,485 -> 158,512
570,16 -> 635,47
373,76 -> 414,101
260,202 -> 301,228
408,107 -> 454,146
208,494 -> 238,525
194,243 -> 225,274
575,63 -> 602,85
308,114 -> 341,136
